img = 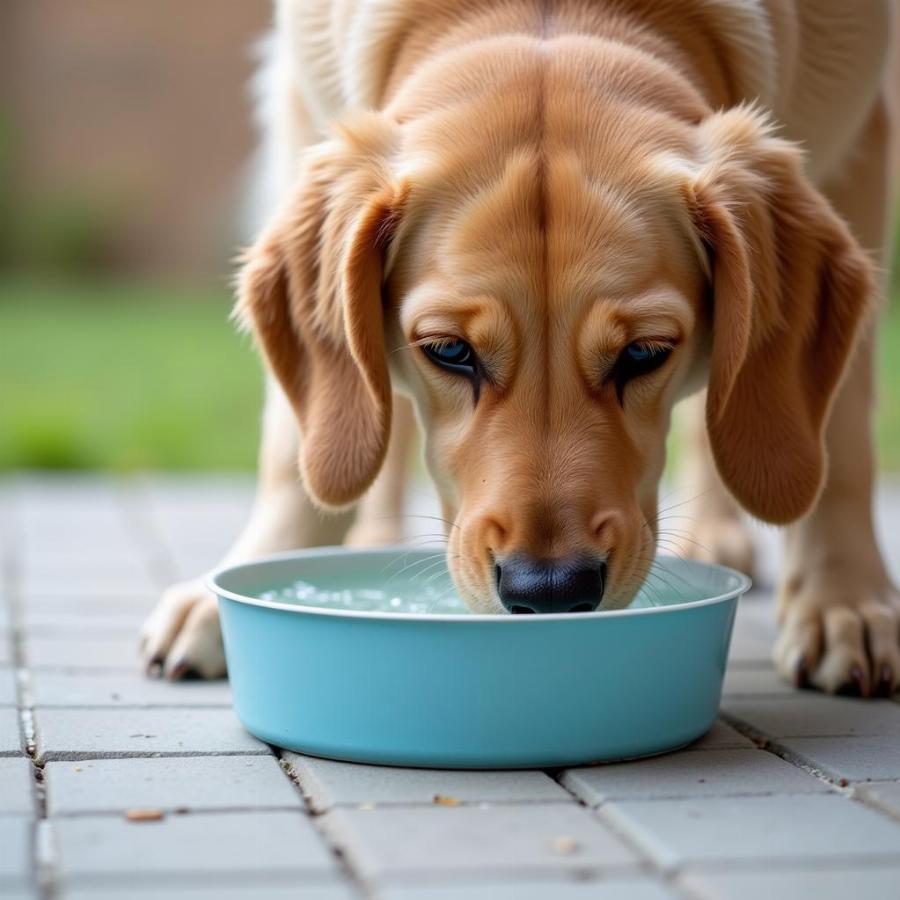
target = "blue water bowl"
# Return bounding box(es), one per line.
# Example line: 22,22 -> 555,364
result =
208,548 -> 750,769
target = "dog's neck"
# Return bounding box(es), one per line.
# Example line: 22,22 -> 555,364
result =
368,0 -> 765,116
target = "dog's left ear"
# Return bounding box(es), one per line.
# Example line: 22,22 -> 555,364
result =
687,107 -> 873,524
234,116 -> 405,508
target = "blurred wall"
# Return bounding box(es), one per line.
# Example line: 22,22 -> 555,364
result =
1,0 -> 270,276
1,3 -> 897,277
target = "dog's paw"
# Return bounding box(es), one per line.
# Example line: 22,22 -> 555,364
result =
774,574 -> 900,697
139,580 -> 226,680
663,514 -> 756,577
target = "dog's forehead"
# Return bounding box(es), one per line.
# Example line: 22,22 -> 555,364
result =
408,151 -> 693,315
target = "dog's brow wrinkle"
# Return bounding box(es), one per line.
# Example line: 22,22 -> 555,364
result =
537,38 -> 550,434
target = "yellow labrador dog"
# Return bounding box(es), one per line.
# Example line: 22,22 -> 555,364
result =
141,0 -> 897,697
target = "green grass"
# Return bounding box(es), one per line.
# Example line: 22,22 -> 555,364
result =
0,273 -> 898,472
0,278 -> 262,470
877,298 -> 900,471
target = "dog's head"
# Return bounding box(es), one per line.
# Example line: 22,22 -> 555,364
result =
237,52 -> 871,614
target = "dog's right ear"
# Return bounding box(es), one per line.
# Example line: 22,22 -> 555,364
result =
234,117 -> 405,508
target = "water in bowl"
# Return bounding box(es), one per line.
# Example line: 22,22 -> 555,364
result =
259,568 -> 468,614
255,553 -> 693,615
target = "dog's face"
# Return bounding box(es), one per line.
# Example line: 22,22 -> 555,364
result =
237,95 -> 870,613
386,149 -> 709,612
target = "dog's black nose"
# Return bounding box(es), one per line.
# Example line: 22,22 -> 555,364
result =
496,555 -> 606,614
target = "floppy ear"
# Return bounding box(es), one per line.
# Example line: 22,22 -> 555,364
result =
235,120 -> 404,508
689,107 -> 873,524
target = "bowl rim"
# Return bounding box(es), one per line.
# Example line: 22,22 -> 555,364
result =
207,546 -> 752,624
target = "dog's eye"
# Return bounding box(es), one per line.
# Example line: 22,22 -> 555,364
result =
421,338 -> 479,377
622,342 -> 672,373
610,341 -> 674,401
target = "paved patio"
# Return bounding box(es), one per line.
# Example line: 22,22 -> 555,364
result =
2,474 -> 900,900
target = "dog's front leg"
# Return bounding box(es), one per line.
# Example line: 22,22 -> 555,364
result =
139,377 -> 355,679
774,100 -> 899,696
670,391 -> 756,576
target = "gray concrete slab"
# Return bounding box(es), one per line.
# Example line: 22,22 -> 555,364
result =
52,811 -> 337,881
0,666 -> 17,705
562,749 -> 829,804
0,815 -> 31,887
680,866 -> 900,900
1,707 -> 23,756
0,634 -> 12,666
722,667 -> 794,697
723,695 -> 900,738
0,758 -> 35,816
31,670 -> 231,707
35,708 -> 268,761
7,475 -> 900,897
284,753 -> 571,812
603,794 -> 900,869
685,721 -> 755,751
45,756 -> 302,815
779,735 -> 900,783
380,879 -> 679,900
854,781 -> 900,820
25,636 -> 142,671
61,887 -> 356,900
321,804 -> 637,882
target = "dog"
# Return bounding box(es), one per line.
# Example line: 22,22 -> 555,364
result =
140,0 -> 898,697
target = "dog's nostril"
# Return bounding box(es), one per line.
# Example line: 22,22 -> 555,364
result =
510,605 -> 535,615
569,602 -> 594,613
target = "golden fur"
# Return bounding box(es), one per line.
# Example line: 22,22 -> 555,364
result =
142,0 -> 897,695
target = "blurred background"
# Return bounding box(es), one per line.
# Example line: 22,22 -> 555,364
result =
1,1 -> 898,475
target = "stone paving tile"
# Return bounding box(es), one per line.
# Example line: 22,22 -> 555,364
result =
321,804 -> 637,882
723,695 -> 900,738
854,782 -> 900,820
684,721 -> 754,751
726,624 -> 775,667
35,708 -> 268,761
45,756 -> 303,815
379,878 -> 678,899
62,887 -> 357,900
24,610 -> 147,634
52,811 -> 336,881
0,666 -> 17,705
20,561 -> 158,596
0,758 -> 35,815
722,667 -> 794,697
31,671 -> 231,707
603,794 -> 900,869
61,886 -> 357,900
680,866 -> 900,900
779,736 -> 900,783
0,633 -> 12,666
0,815 -> 31,887
561,749 -> 829,804
1,707 -> 23,756
25,636 -> 142,671
284,753 -> 571,812
24,594 -> 156,615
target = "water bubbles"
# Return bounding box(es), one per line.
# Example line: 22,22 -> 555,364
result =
258,578 -> 469,615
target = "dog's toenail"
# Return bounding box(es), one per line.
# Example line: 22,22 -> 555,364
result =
167,659 -> 191,681
145,656 -> 164,678
793,656 -> 808,688
850,665 -> 866,696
